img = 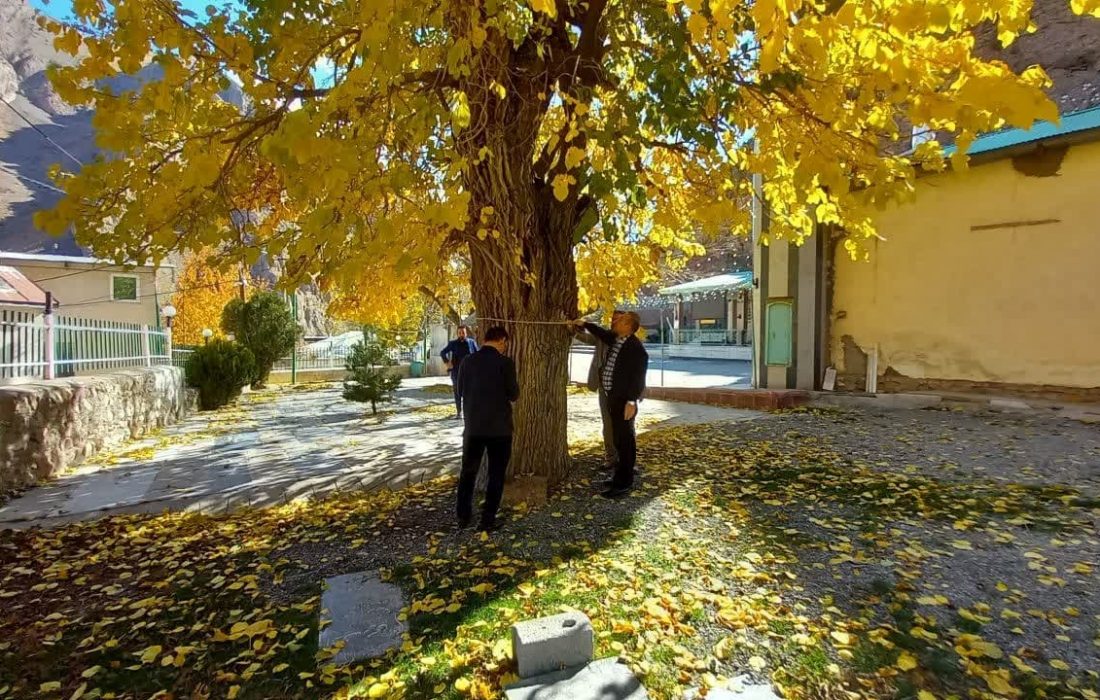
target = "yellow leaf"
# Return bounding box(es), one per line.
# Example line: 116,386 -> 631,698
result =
139,645 -> 162,664
985,673 -> 1016,695
951,540 -> 973,550
917,693 -> 935,700
1050,659 -> 1070,670
565,147 -> 586,170
455,677 -> 472,694
748,655 -> 766,671
228,685 -> 241,699
528,0 -> 557,19
40,681 -> 62,692
552,174 -> 576,202
368,682 -> 389,698
830,630 -> 852,646
897,651 -> 918,671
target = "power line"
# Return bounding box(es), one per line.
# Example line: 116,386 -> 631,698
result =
1,96 -> 86,168
0,164 -> 68,195
58,276 -> 245,309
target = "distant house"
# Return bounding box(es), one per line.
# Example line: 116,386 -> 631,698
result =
755,106 -> 1100,400
0,265 -> 52,311
0,252 -> 169,326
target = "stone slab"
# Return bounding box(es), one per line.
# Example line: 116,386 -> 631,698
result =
505,657 -> 648,700
319,571 -> 406,665
512,611 -> 594,679
685,685 -> 781,700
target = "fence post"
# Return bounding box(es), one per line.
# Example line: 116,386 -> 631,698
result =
43,292 -> 55,380
165,325 -> 173,364
141,324 -> 152,367
290,292 -> 298,384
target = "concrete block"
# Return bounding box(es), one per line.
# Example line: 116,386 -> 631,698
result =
990,398 -> 1030,411
505,657 -> 648,700
685,686 -> 781,700
683,677 -> 781,700
511,611 -> 594,678
319,571 -> 407,665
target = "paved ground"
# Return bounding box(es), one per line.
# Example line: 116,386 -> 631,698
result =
568,347 -> 752,388
0,378 -> 759,528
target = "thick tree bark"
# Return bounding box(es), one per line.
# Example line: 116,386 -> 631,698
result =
467,201 -> 578,486
452,11 -> 603,489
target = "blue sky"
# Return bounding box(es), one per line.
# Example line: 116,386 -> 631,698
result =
31,0 -> 240,20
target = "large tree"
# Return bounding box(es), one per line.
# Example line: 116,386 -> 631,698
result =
39,0 -> 1092,486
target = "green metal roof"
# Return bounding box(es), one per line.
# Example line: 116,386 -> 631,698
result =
658,270 -> 753,296
946,106 -> 1100,157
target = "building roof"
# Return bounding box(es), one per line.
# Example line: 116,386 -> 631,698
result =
0,265 -> 52,307
948,106 -> 1100,158
658,270 -> 753,297
0,251 -> 168,269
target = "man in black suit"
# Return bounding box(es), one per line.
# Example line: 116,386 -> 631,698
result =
455,325 -> 519,531
576,312 -> 648,498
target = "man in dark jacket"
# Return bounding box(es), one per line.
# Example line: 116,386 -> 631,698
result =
573,310 -> 623,470
578,312 -> 648,498
455,326 -> 519,531
440,325 -> 478,418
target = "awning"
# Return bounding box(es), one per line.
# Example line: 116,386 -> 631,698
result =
658,270 -> 753,297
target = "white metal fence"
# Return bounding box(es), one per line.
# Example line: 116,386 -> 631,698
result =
0,310 -> 170,381
172,343 -> 415,377
671,328 -> 752,346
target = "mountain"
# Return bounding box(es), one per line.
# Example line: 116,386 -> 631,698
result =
0,0 -> 87,253
0,0 -> 342,334
976,0 -> 1100,113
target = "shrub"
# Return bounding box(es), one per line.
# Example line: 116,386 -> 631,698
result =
184,340 -> 257,410
221,292 -> 300,387
342,336 -> 402,414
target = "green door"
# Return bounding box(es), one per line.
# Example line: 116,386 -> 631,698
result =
765,299 -> 793,366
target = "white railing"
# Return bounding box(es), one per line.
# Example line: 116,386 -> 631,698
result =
0,310 -> 170,380
672,328 -> 752,346
172,343 -> 414,377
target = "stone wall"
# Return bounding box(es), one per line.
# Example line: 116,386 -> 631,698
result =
0,366 -> 189,494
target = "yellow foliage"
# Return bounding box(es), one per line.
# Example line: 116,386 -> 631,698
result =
37,0 -> 1073,326
171,250 -> 242,346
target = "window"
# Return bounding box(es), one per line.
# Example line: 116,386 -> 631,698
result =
0,278 -> 14,292
911,125 -> 936,150
111,274 -> 139,302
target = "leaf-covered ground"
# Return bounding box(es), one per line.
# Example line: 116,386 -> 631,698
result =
1,406 -> 1097,700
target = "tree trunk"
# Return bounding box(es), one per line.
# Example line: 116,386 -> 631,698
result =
467,203 -> 578,487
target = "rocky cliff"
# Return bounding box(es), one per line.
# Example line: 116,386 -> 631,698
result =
0,0 -> 335,333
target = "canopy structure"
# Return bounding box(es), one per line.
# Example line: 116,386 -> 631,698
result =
658,270 -> 753,297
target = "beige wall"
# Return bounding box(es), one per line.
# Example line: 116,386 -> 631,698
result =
6,260 -> 163,326
831,138 -> 1100,390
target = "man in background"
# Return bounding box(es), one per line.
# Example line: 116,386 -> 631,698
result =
575,312 -> 648,498
440,325 -> 478,418
572,310 -> 623,470
455,326 -> 519,532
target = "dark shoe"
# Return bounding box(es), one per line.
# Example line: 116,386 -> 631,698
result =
457,516 -> 472,529
600,486 -> 633,499
598,478 -> 616,489
477,520 -> 499,533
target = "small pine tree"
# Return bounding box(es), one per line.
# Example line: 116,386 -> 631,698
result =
342,335 -> 402,415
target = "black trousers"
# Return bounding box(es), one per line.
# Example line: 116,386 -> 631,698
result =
607,397 -> 637,488
450,369 -> 462,414
457,434 -> 512,525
